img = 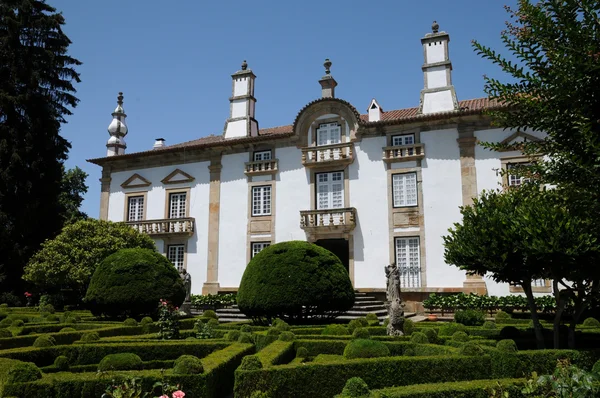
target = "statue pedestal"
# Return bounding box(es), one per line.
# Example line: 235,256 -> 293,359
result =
180,301 -> 192,316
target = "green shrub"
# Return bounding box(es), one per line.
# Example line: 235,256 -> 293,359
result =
266,327 -> 280,336
338,377 -> 370,398
240,324 -> 252,333
238,333 -> 253,344
0,359 -> 42,384
497,339 -> 518,353
368,320 -> 379,326
173,354 -> 204,374
423,328 -> 438,344
59,327 -> 76,333
403,318 -> 415,335
33,335 -> 55,347
98,353 -> 143,371
0,328 -> 12,338
383,318 -> 389,327
54,355 -> 69,371
195,321 -> 215,339
225,330 -> 242,341
46,314 -> 59,322
499,326 -> 521,340
495,310 -> 511,321
39,304 -> 55,314
343,338 -> 390,359
352,327 -> 370,340
278,331 -> 295,341
404,347 -> 416,356
296,346 -> 309,359
592,359 -> 600,374
273,318 -> 290,331
483,321 -> 497,329
123,318 -> 137,326
583,317 -> 600,328
80,332 -> 100,343
365,314 -> 379,326
11,319 -> 24,327
348,319 -> 368,333
237,241 -> 355,324
208,318 -> 219,327
240,355 -> 263,370
0,303 -> 8,310
410,332 -> 429,344
84,248 -> 186,318
459,342 -> 484,356
438,322 -> 467,337
322,324 -> 350,336
202,310 -> 218,320
454,309 -> 485,326
140,316 -> 153,325
452,331 -> 469,342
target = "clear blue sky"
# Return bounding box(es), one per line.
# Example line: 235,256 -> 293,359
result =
52,0 -> 517,218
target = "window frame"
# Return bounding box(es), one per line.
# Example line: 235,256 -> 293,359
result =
253,150 -> 272,162
392,172 -> 418,208
251,242 -> 271,258
251,185 -> 272,216
391,134 -> 415,147
123,191 -> 148,222
166,244 -> 186,272
316,122 -> 342,147
127,195 -> 145,222
315,170 -> 345,210
394,236 -> 421,288
507,162 -> 533,187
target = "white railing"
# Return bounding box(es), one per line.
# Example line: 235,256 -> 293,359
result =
126,217 -> 195,236
300,207 -> 356,230
301,142 -> 354,166
382,143 -> 425,162
244,159 -> 278,175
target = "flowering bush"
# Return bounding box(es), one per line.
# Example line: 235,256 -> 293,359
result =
157,299 -> 180,340
103,376 -> 186,398
423,292 -> 560,315
190,293 -> 236,309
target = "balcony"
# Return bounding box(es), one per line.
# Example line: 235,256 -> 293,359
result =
244,159 -> 278,176
126,217 -> 195,238
382,143 -> 425,163
301,142 -> 355,168
300,207 -> 357,235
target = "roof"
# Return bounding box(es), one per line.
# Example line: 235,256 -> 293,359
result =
88,97 -> 502,164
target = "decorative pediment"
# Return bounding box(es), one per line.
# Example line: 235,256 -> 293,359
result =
121,173 -> 151,188
161,169 -> 195,185
498,131 -> 541,152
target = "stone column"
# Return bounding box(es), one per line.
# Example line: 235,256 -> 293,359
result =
202,158 -> 222,295
457,127 -> 488,295
99,167 -> 112,221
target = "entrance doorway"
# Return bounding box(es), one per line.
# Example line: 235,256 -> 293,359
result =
315,238 -> 349,273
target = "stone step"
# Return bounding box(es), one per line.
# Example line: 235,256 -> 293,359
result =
354,296 -> 379,302
352,301 -> 386,308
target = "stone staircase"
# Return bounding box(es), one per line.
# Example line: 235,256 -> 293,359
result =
212,292 -> 415,323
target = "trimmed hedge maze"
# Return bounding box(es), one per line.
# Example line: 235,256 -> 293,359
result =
1,306 -> 600,398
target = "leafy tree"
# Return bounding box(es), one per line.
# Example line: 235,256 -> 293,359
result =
444,184 -> 600,348
0,0 -> 81,294
23,219 -> 156,300
59,166 -> 88,225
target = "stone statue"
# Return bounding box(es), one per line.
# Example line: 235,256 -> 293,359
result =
384,263 -> 405,336
181,269 -> 192,303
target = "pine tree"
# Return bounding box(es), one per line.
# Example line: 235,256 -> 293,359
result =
0,0 -> 81,296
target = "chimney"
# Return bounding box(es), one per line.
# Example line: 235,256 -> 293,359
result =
223,60 -> 259,139
106,92 -> 128,156
318,58 -> 337,98
368,99 -> 382,122
153,138 -> 166,149
418,21 -> 459,114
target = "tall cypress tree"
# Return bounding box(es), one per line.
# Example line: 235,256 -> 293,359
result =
0,0 -> 81,296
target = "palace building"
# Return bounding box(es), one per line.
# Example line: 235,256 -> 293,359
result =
88,22 -> 548,299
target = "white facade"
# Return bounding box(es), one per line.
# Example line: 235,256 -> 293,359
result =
91,24 -> 550,299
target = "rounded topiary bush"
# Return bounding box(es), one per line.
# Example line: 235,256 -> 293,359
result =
403,318 -> 415,335
352,327 -> 370,340
322,324 -> 350,336
423,328 -> 438,344
499,326 -> 521,340
237,241 -> 354,324
404,347 -> 416,356
80,332 -> 100,343
11,319 -> 24,328
141,316 -> 154,325
278,331 -> 295,341
33,336 -> 55,348
46,314 -> 59,323
84,248 -> 186,318
348,319 -> 368,333
238,333 -> 253,344
98,353 -> 143,371
495,310 -> 511,322
483,321 -> 497,329
272,318 -> 290,331
266,327 -> 280,336
365,313 -> 379,326
583,317 -> 600,328
296,346 -> 309,359
202,310 -> 218,320
240,324 -> 252,333
439,322 -> 466,337
339,377 -> 370,398
59,327 -> 76,333
0,318 -> 12,327
460,342 -> 484,356
0,328 -> 12,338
410,332 -> 429,344
208,318 -> 219,327
123,318 -> 137,326
454,309 -> 485,326
5,361 -> 42,384
240,355 -> 263,370
40,304 -> 55,314
452,331 -> 469,342
173,355 -> 204,374
225,330 -> 241,341
496,339 -> 518,353
343,339 -> 390,359
54,355 -> 70,371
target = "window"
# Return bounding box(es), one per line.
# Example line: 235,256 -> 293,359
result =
532,279 -> 546,287
316,123 -> 342,146
253,150 -> 272,161
252,186 -> 271,216
392,134 -> 415,146
127,196 -> 144,221
507,163 -> 532,187
392,173 -> 418,207
316,171 -> 344,210
167,244 -> 185,272
251,242 -> 270,258
169,192 -> 187,219
395,237 -> 421,288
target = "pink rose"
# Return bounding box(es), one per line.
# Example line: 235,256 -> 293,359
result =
159,395 -> 168,398
172,391 -> 185,398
